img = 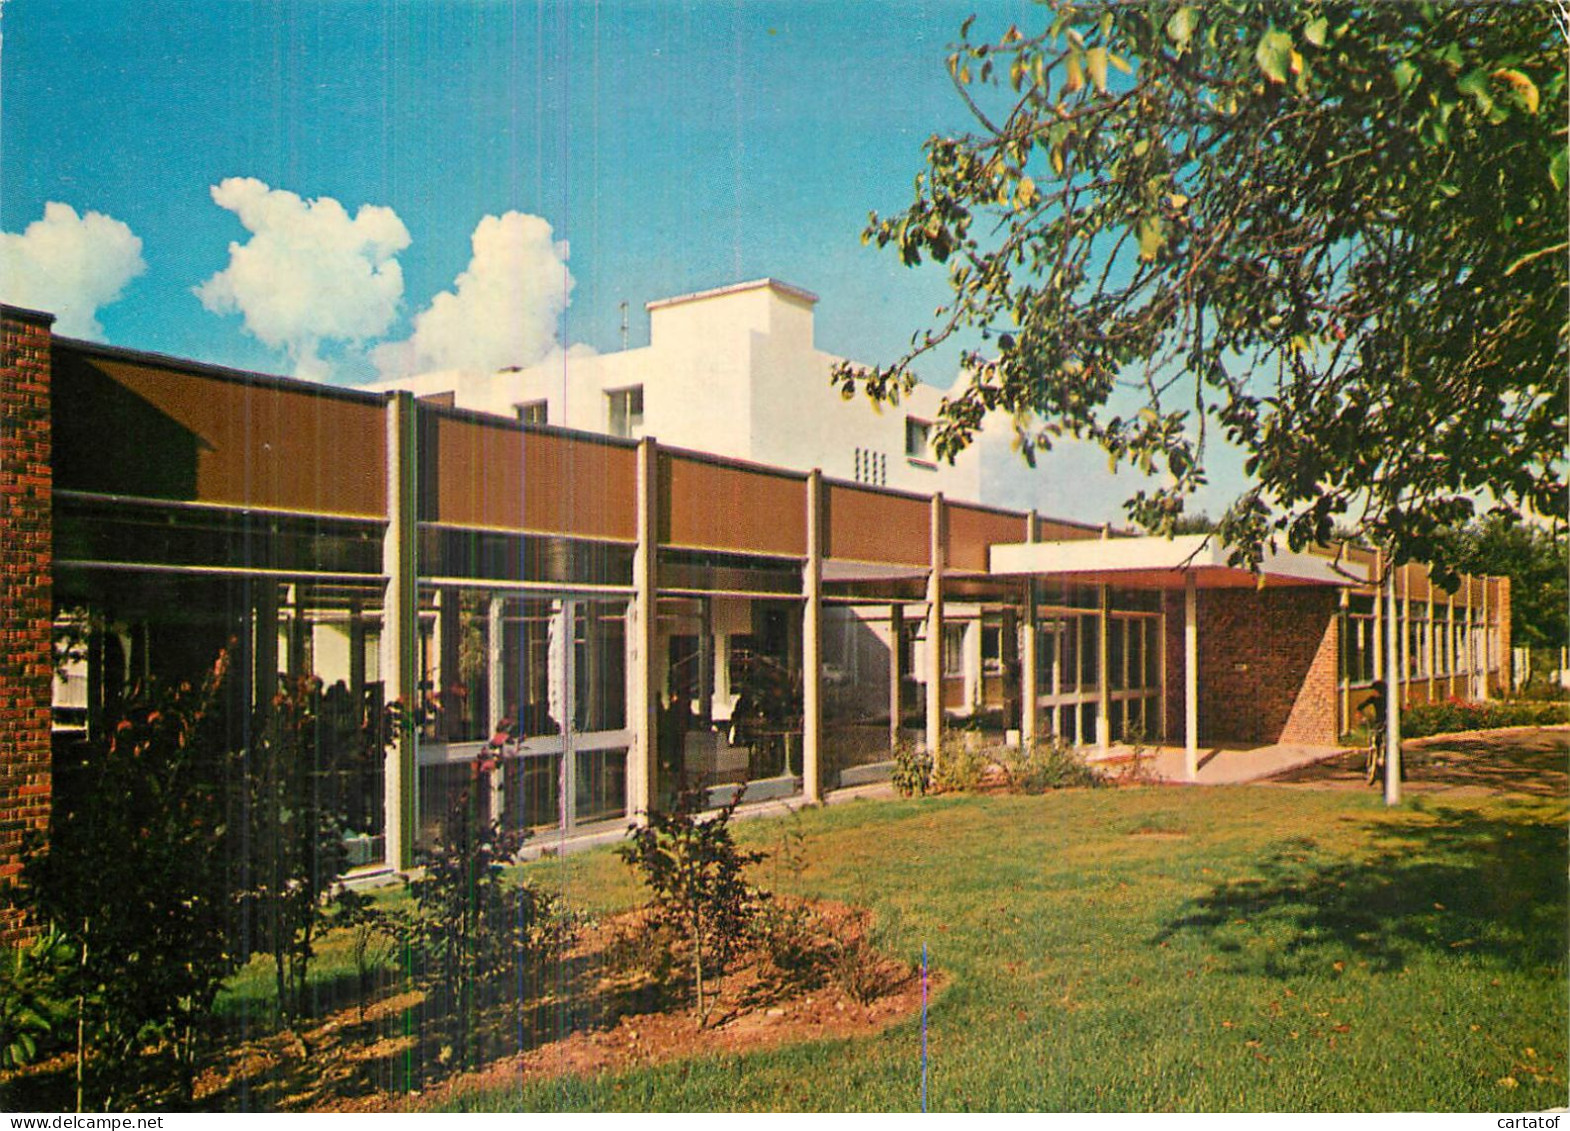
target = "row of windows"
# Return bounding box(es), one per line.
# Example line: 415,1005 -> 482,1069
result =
1341,596 -> 1495,685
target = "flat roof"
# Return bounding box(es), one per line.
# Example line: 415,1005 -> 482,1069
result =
989,534 -> 1352,589
645,277 -> 819,311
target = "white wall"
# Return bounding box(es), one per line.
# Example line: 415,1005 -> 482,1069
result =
373,278 -> 984,502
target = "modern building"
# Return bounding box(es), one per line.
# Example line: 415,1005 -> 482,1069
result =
370,278 -> 984,501
0,302 -> 1511,940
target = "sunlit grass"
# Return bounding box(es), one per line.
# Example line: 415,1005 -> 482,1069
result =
435,785 -> 1566,1112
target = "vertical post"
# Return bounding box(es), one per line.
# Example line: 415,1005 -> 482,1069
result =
925,493 -> 945,760
1097,584 -> 1111,752
1098,523 -> 1111,752
1400,566 -> 1411,704
437,588 -> 461,740
1338,589 -> 1350,737
1448,592 -> 1458,699
1372,551 -> 1384,682
1385,564 -> 1402,805
889,603 -> 905,755
348,599 -> 366,706
629,438 -> 658,821
486,595 -> 505,823
1020,511 -> 1039,749
1479,578 -> 1492,701
254,582 -> 279,715
1184,573 -> 1199,782
802,470 -> 824,802
560,599 -> 577,830
381,391 -> 419,871
1425,570 -> 1436,703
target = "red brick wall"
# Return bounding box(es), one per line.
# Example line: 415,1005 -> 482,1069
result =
1164,585 -> 1341,747
1,308 -> 54,944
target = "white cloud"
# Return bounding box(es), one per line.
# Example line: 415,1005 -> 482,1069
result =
373,211 -> 573,378
0,202 -> 145,338
195,177 -> 409,378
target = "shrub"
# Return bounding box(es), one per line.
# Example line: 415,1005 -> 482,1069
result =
410,785 -> 574,1069
996,738 -> 1105,792
890,739 -> 934,797
930,738 -> 989,793
20,652 -> 245,1109
617,790 -> 767,1027
0,927 -> 72,1071
1402,697 -> 1570,738
332,887 -> 405,1026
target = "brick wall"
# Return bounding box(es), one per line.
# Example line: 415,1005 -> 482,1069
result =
1,307 -> 54,945
1495,576 -> 1512,696
1164,585 -> 1341,747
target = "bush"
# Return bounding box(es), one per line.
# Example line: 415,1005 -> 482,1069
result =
930,739 -> 989,793
20,652 -> 245,1109
1401,698 -> 1570,738
996,738 -> 1105,792
410,786 -> 574,1069
890,739 -> 934,797
617,790 -> 767,1027
0,927 -> 73,1071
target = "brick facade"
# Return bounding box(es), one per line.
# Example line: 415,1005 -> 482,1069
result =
1164,585 -> 1341,747
1,308 -> 54,944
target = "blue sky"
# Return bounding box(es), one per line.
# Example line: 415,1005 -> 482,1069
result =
1,0 -> 1240,521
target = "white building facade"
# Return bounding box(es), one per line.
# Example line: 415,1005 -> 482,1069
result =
378,278 -> 984,502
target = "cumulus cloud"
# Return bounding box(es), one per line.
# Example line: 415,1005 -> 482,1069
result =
0,202 -> 145,338
373,211 -> 573,378
196,177 -> 409,378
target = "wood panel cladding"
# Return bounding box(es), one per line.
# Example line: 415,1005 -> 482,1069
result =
53,348 -> 387,517
659,453 -> 807,556
424,412 -> 637,540
824,483 -> 929,566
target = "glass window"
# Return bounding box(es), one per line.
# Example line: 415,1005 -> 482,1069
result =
905,417 -> 932,460
607,386 -> 644,438
943,623 -> 966,678
516,399 -> 548,425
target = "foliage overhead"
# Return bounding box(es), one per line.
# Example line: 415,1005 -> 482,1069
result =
835,1 -> 1568,577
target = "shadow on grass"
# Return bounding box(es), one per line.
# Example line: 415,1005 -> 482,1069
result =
1152,804 -> 1567,977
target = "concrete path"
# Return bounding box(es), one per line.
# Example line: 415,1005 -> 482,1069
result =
1087,740 -> 1347,785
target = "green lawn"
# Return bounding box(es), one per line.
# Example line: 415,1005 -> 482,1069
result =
442,783 -> 1566,1112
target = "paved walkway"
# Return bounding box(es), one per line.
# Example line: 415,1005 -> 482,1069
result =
1087,740 -> 1347,785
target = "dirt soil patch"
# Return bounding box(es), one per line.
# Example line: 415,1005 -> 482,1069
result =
1262,725 -> 1568,799
175,900 -> 931,1112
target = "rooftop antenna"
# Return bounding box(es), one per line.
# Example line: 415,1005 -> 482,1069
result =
619,301 -> 629,352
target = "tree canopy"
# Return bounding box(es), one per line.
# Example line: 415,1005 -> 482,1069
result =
835,2 -> 1567,580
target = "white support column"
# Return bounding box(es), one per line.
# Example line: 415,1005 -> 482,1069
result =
629,438 -> 658,821
380,391 -> 419,872
1479,578 -> 1492,701
802,470 -> 824,802
1466,577 -> 1478,700
1400,566 -> 1412,703
889,603 -> 905,755
559,599 -> 577,830
925,493 -> 945,760
1097,584 -> 1111,752
1425,570 -> 1435,703
1372,551 -> 1385,682
1184,573 -> 1199,782
1020,511 -> 1039,749
1385,565 -> 1403,805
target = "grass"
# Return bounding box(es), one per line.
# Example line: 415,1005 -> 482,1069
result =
434,784 -> 1566,1112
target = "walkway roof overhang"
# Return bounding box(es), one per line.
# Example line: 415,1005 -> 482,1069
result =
989,534 -> 1353,590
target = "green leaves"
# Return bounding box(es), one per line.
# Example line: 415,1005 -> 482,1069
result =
1167,6 -> 1196,52
1255,27 -> 1293,85
841,0 -> 1567,577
